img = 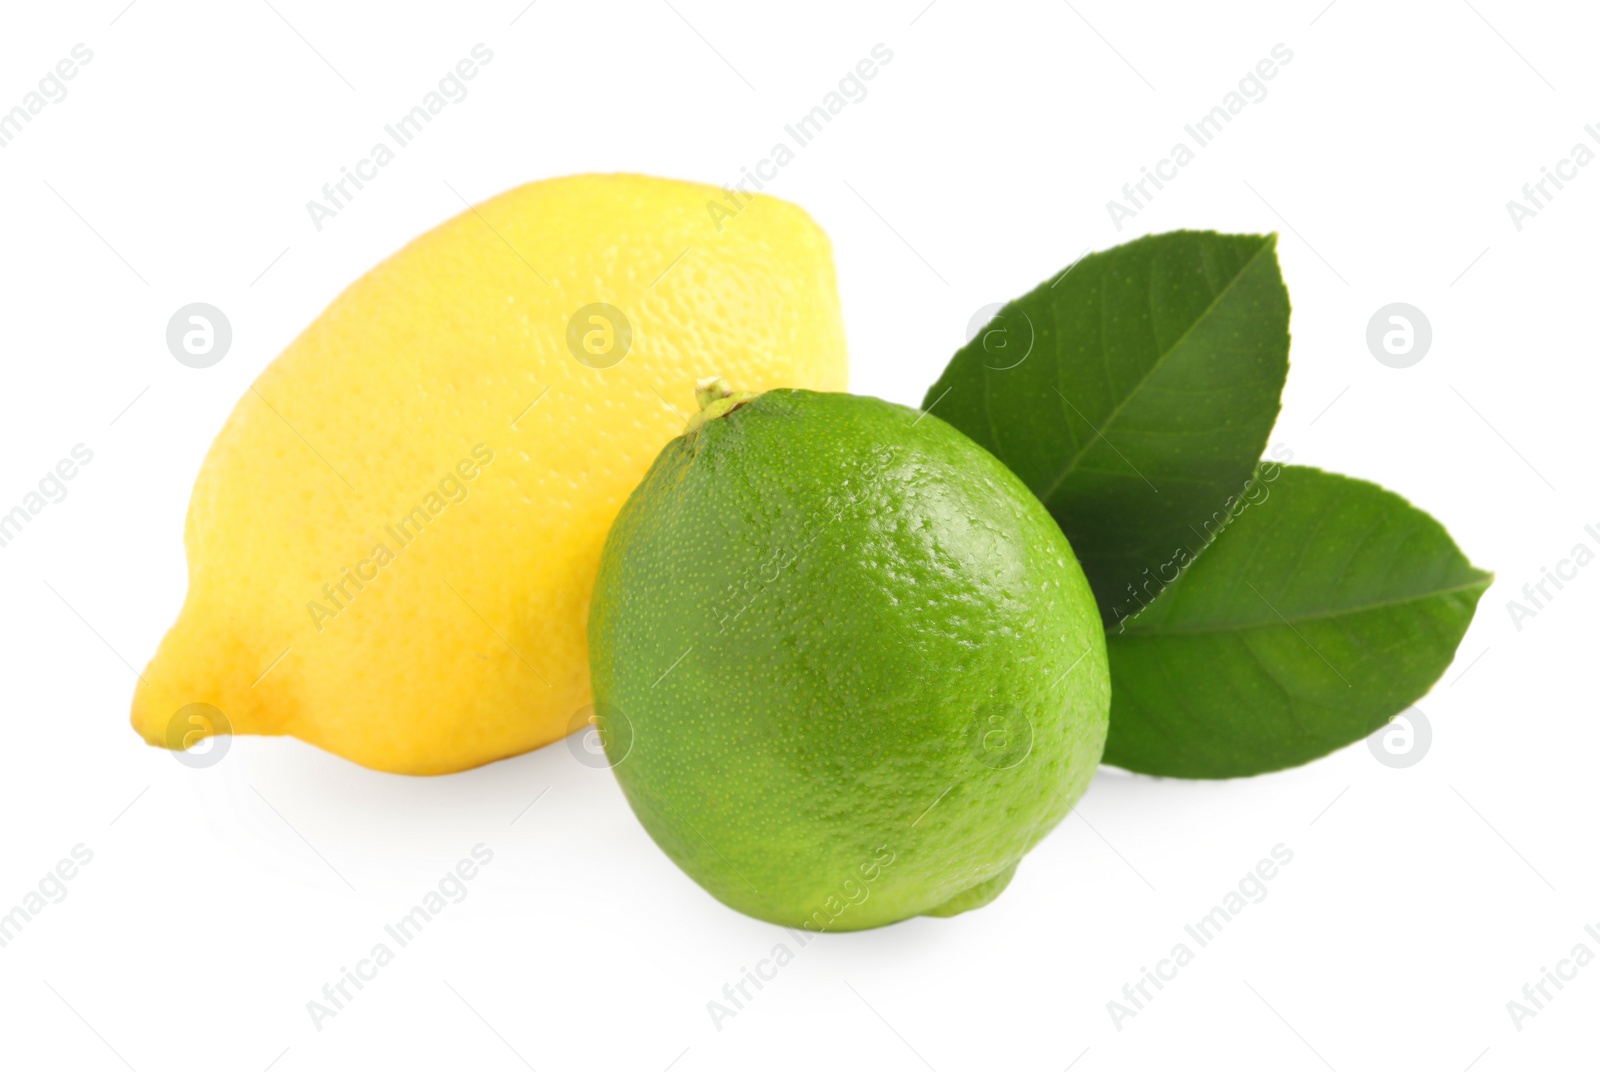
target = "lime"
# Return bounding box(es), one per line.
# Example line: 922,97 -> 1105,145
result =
589,384 -> 1108,929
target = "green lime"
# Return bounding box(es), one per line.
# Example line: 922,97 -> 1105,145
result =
588,384 -> 1109,930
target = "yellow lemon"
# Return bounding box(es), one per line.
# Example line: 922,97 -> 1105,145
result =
131,174 -> 848,774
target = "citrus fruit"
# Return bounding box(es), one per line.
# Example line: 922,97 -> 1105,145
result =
130,175 -> 848,774
588,384 -> 1109,928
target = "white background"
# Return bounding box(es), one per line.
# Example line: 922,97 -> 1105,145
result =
0,1 -> 1595,1069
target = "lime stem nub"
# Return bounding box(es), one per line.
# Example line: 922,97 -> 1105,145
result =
695,376 -> 733,411
684,375 -> 759,434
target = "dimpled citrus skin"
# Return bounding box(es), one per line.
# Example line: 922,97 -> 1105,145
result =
130,175 -> 848,775
589,390 -> 1110,929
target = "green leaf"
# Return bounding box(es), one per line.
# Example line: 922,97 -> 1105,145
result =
1103,465 -> 1491,778
922,231 -> 1291,622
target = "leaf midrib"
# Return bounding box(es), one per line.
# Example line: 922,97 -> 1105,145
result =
1033,237 -> 1276,507
1117,574 -> 1492,637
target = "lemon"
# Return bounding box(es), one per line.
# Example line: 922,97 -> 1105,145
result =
589,386 -> 1109,928
131,175 -> 848,774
